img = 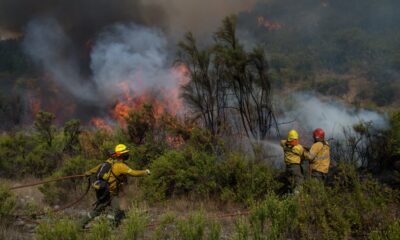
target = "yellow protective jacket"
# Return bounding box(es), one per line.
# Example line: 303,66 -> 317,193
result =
280,140 -> 304,165
304,141 -> 330,174
86,159 -> 148,194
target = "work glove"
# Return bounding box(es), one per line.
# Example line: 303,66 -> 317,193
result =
145,169 -> 151,175
84,171 -> 92,177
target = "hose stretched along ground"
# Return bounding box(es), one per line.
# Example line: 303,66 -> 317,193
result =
10,175 -> 91,222
10,174 -> 86,190
10,175 -> 250,228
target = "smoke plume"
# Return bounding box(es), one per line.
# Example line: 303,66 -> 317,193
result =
0,0 -> 258,123
22,17 -> 186,122
23,18 -> 94,101
259,93 -> 388,167
91,23 -> 183,107
277,93 -> 388,143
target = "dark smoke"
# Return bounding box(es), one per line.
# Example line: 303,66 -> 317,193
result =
0,0 -> 258,128
0,0 -> 166,45
0,0 -> 170,125
0,0 -> 396,129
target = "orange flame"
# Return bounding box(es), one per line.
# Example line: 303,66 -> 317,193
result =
91,117 -> 113,132
90,64 -> 189,131
30,96 -> 41,116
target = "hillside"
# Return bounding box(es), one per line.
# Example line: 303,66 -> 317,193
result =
236,0 -> 400,109
0,1 -> 400,239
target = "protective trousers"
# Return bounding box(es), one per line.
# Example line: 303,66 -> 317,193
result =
311,171 -> 327,182
80,195 -> 125,228
286,164 -> 304,193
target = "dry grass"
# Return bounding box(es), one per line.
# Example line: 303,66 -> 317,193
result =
0,225 -> 31,240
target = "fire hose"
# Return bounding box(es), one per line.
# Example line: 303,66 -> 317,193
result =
10,176 -> 250,228
10,174 -> 91,222
10,174 -> 86,190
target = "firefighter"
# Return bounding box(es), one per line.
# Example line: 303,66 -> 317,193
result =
280,129 -> 305,193
80,144 -> 150,228
304,128 -> 330,181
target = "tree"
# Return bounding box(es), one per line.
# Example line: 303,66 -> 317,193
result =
214,16 -> 277,140
63,119 -> 81,153
178,16 -> 277,140
177,33 -> 228,136
34,111 -> 56,147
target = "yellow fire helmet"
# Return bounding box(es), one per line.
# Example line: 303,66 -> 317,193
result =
287,129 -> 299,141
114,144 -> 129,156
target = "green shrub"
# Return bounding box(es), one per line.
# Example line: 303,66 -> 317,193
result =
176,212 -> 206,240
386,220 -> 400,240
144,147 -> 280,203
207,220 -> 221,240
0,129 -> 67,178
143,147 -> 218,201
34,111 -> 56,147
249,194 -> 298,240
24,143 -> 60,177
36,218 -> 80,240
39,156 -> 96,205
217,154 -> 281,204
86,216 -> 113,240
297,180 -> 352,239
152,211 -> 177,240
233,217 -> 250,240
294,169 -> 399,240
121,205 -> 148,240
0,184 -> 16,219
368,220 -> 400,240
388,112 -> 400,168
0,133 -> 22,177
63,119 -> 81,154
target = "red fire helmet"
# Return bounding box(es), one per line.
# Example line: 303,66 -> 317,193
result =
313,128 -> 325,140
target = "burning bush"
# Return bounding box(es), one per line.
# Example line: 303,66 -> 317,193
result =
125,103 -> 156,145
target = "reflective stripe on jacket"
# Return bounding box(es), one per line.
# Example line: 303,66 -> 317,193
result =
88,159 -> 147,194
305,141 -> 330,174
280,140 -> 304,165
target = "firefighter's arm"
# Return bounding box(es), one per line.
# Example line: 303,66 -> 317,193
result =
118,164 -> 150,177
292,145 -> 304,156
84,164 -> 102,176
304,143 -> 321,162
303,150 -> 313,162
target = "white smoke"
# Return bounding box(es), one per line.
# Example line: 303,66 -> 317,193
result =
23,19 -> 183,111
90,24 -> 180,104
277,93 -> 388,142
23,18 -> 95,101
258,93 -> 388,166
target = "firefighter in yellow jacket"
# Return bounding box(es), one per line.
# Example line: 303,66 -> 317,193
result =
304,128 -> 330,181
80,144 -> 150,228
280,129 -> 305,193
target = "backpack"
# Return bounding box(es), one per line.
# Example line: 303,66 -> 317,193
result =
96,161 -> 113,181
92,161 -> 114,205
